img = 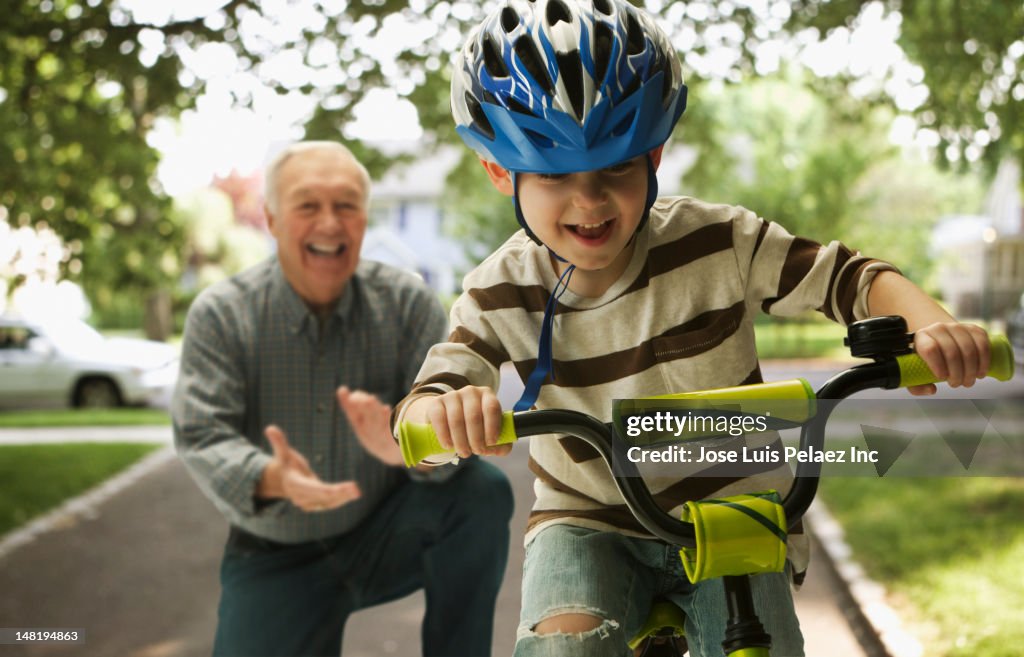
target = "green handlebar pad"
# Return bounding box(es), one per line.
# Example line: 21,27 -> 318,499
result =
896,335 -> 1014,388
399,411 -> 517,467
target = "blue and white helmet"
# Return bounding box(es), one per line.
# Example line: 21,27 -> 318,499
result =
451,0 -> 687,174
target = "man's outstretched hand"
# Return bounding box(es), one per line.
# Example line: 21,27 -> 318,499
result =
337,386 -> 405,467
257,425 -> 361,512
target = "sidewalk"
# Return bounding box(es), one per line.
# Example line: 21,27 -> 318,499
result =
0,431 -> 873,657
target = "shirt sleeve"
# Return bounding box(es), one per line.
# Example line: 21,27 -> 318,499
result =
731,209 -> 899,324
391,284 -> 510,467
395,283 -> 464,481
171,292 -> 287,520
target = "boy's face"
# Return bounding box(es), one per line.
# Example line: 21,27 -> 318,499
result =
483,147 -> 663,272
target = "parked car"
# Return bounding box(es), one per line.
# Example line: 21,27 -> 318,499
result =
0,314 -> 179,409
1008,292 -> 1024,366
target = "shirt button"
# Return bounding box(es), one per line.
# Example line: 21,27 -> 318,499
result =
315,454 -> 325,464
316,403 -> 326,413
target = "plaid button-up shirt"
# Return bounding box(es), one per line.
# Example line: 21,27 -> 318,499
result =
172,257 -> 448,543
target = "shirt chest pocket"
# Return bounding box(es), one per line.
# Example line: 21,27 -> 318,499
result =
650,305 -> 745,392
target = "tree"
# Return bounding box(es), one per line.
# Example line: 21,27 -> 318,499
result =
679,71 -> 985,296
781,0 -> 1024,168
0,0 -> 207,336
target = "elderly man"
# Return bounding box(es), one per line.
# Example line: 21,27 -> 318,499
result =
172,141 -> 513,657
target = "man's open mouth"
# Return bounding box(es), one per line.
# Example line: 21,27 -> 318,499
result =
306,243 -> 347,257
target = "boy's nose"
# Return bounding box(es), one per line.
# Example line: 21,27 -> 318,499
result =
571,173 -> 607,209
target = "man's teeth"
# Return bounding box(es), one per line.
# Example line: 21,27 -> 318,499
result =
307,243 -> 344,255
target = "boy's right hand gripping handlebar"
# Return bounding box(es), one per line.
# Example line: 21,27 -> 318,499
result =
398,335 -> 1015,467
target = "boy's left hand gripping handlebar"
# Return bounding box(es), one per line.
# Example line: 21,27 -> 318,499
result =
399,412 -> 518,467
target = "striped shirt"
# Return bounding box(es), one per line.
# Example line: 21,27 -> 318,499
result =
398,196 -> 896,575
173,256 -> 448,544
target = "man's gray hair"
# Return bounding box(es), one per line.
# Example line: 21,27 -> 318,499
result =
263,141 -> 372,216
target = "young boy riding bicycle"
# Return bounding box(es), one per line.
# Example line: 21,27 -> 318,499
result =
393,1 -> 991,655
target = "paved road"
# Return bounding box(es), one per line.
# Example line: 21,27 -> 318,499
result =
0,360 -> 1018,657
0,441 -> 870,657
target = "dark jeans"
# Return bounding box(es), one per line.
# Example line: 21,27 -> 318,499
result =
212,458 -> 514,657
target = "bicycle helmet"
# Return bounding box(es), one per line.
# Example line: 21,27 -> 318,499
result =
451,0 -> 687,175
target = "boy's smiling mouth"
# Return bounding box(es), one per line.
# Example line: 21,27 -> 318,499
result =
567,218 -> 615,243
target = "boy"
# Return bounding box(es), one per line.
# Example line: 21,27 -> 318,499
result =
394,1 -> 991,655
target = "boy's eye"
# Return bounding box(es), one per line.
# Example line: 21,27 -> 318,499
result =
603,159 -> 639,175
538,173 -> 568,182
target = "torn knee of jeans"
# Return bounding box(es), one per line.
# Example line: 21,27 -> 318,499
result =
522,607 -> 620,640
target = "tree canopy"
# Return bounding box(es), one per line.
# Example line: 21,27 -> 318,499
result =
782,0 -> 1023,168
2,0 -> 1017,331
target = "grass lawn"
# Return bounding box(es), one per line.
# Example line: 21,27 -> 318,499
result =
754,318 -> 851,360
819,476 -> 1024,657
0,442 -> 163,536
0,407 -> 170,427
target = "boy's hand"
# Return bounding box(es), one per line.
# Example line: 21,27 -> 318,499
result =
908,322 -> 991,396
337,386 -> 404,466
407,387 -> 512,460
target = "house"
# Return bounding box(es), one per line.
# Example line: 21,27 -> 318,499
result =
932,159 -> 1024,321
364,145 -> 467,295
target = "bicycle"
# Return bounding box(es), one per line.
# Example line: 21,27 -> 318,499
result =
398,317 -> 1015,656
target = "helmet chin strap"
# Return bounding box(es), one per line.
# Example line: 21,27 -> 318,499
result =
510,155 -> 659,411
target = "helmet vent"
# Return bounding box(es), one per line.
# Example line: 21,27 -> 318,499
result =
657,59 -> 674,105
500,6 -> 519,33
506,96 -> 534,116
621,72 -> 641,99
483,33 -> 510,78
465,92 -> 496,140
556,51 -> 585,120
611,110 -> 635,137
514,36 -> 554,94
546,0 -> 572,27
626,11 -> 644,55
524,128 -> 554,148
593,0 -> 612,16
594,21 -> 613,87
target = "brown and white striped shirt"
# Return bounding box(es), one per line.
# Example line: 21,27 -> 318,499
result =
398,196 -> 896,575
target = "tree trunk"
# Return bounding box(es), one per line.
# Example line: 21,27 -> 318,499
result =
143,290 -> 173,341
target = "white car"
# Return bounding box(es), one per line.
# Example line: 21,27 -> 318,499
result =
0,315 -> 179,409
1009,292 -> 1024,366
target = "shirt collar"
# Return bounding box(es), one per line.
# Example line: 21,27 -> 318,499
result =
270,258 -> 358,335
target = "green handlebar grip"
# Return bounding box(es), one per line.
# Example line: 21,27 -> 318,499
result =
398,411 -> 518,467
896,335 -> 1015,388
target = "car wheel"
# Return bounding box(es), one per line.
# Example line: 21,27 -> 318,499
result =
74,377 -> 123,408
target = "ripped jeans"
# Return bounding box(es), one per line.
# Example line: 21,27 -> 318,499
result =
514,525 -> 804,657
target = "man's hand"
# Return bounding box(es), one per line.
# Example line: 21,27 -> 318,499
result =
257,425 -> 361,512
337,386 -> 405,466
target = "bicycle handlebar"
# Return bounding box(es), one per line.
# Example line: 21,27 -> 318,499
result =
401,335 -> 1013,465
397,334 -> 1014,546
896,335 -> 1014,387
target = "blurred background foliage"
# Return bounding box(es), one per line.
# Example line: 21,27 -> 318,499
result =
1,0 -> 1020,336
